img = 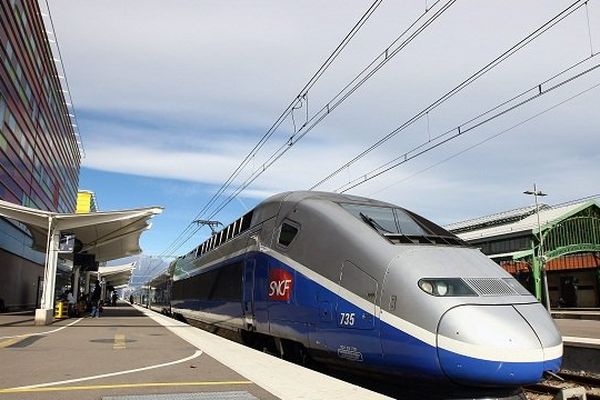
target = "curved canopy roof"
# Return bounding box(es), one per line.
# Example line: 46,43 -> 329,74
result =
450,200 -> 599,242
93,262 -> 136,289
0,199 -> 163,262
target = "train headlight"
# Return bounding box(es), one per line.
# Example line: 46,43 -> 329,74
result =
436,281 -> 448,296
418,278 -> 477,297
420,280 -> 434,294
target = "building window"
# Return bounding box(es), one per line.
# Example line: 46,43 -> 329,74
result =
7,113 -> 17,132
0,94 -> 6,120
0,132 -> 7,152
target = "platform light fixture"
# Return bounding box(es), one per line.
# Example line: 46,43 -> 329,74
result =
523,183 -> 551,311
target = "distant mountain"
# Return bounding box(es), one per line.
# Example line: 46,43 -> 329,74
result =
114,254 -> 173,288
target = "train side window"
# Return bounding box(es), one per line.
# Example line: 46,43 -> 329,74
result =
278,222 -> 299,247
210,262 -> 243,301
240,210 -> 254,232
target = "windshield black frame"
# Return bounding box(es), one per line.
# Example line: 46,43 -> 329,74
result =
339,202 -> 465,246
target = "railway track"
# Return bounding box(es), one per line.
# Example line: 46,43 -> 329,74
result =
524,370 -> 600,399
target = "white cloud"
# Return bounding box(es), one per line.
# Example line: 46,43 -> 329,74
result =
52,0 -> 600,224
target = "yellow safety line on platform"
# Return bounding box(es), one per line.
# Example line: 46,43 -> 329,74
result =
0,337 -> 22,348
113,333 -> 126,349
0,380 -> 253,394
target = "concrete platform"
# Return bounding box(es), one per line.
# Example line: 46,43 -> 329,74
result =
554,317 -> 600,374
0,303 -> 391,400
552,309 -> 600,321
555,318 -> 600,345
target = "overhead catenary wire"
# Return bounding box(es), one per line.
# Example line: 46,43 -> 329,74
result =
310,0 -> 589,191
142,0 -> 386,273
141,1 -> 593,285
370,79 -> 600,197
200,0 -> 455,220
148,0 -> 456,273
234,0 -> 457,174
196,0 -> 458,225
205,0 -> 587,218
586,2 -> 595,56
190,0 -> 384,222
334,57 -> 600,193
192,0 -> 587,235
351,52 -> 600,193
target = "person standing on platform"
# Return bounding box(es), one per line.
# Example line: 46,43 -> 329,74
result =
67,290 -> 76,317
90,281 -> 101,318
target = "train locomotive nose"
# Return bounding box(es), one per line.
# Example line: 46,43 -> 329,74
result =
436,304 -> 562,386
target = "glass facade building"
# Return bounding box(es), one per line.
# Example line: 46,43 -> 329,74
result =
0,0 -> 81,311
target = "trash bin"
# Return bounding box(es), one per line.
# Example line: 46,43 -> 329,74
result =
54,300 -> 68,319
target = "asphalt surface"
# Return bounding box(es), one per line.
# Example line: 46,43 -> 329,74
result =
0,304 -> 277,400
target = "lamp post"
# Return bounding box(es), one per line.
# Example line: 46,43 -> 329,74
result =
523,183 -> 551,311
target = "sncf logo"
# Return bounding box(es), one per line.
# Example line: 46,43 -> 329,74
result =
268,269 -> 293,301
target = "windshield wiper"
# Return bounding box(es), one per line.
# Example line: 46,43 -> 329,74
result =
359,212 -> 394,234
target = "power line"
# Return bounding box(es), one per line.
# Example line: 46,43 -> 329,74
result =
355,53 -> 600,193
149,0 -> 456,271
147,0 -> 386,270
145,0 -> 590,284
335,57 -> 600,193
190,0 -> 385,224
370,80 -> 600,197
310,0 -> 588,191
196,0 -> 458,225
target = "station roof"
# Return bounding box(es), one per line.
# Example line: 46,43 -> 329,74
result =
444,204 -> 549,233
448,200 -> 599,242
93,262 -> 136,289
0,200 -> 163,262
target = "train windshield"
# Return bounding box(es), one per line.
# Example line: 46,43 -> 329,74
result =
340,203 -> 464,245
341,204 -> 427,235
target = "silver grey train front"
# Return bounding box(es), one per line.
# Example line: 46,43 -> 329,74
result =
274,192 -> 562,388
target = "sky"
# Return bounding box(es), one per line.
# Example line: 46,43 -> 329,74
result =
48,1 -> 600,277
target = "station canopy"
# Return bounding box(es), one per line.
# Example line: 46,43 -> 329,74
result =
92,262 -> 136,289
0,199 -> 163,262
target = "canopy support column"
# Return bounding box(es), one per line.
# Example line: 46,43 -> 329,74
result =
84,271 -> 91,296
100,277 -> 107,304
35,218 -> 60,325
73,266 -> 80,301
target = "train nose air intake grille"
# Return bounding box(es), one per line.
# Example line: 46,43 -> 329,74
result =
465,278 -> 517,296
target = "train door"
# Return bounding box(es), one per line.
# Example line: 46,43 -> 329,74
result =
336,261 -> 382,363
245,231 -> 270,333
336,261 -> 378,330
311,261 -> 382,363
243,258 -> 256,330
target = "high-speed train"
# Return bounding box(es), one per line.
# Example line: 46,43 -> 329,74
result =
133,272 -> 170,313
145,191 -> 562,396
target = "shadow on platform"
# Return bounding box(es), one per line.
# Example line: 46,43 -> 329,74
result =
95,303 -> 146,318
